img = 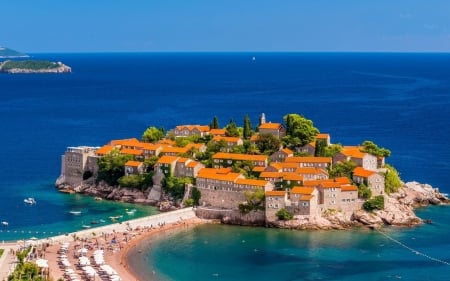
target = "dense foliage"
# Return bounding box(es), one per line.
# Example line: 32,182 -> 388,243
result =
225,118 -> 240,137
283,113 -> 320,148
1,60 -> 59,70
238,189 -> 265,214
142,126 -> 165,143
8,247 -> 49,281
384,164 -> 402,194
118,174 -> 152,190
324,143 -> 342,157
329,160 -> 356,179
163,176 -> 193,200
243,114 -> 253,139
210,116 -> 219,129
255,133 -> 281,155
97,149 -> 133,186
361,140 -> 391,157
191,187 -> 201,206
363,195 -> 385,211
357,183 -> 372,199
276,208 -> 294,220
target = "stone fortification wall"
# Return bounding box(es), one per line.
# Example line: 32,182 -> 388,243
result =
198,188 -> 246,209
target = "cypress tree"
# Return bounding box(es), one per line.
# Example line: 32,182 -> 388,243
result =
243,114 -> 252,139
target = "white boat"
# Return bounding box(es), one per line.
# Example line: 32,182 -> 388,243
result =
126,209 -> 137,215
82,225 -> 91,229
70,210 -> 82,215
24,197 -> 36,204
1,221 -> 8,227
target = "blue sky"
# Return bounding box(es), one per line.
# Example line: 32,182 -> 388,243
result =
2,0 -> 450,53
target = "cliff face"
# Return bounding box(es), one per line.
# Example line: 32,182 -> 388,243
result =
270,181 -> 448,230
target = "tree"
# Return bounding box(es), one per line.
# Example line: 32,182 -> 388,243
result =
282,113 -> 319,147
314,139 -> 327,157
256,133 -> 281,155
225,118 -> 240,137
361,140 -> 391,158
276,208 -> 294,220
324,143 -> 342,157
239,189 -> 265,214
163,176 -> 193,200
357,183 -> 372,199
97,149 -> 133,186
243,114 -> 253,139
142,126 -> 164,143
384,164 -> 402,194
329,160 -> 356,179
191,187 -> 201,206
210,116 -> 219,129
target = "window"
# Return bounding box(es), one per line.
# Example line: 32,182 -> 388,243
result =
302,202 -> 309,206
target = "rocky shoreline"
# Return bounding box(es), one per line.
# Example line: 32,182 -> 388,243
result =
56,180 -> 448,230
270,181 -> 449,230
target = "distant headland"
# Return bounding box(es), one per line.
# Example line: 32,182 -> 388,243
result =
0,46 -> 71,73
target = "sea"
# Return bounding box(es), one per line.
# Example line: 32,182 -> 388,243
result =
1,52 -> 450,280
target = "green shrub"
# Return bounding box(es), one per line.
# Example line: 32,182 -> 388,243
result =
363,195 -> 385,211
276,208 -> 294,220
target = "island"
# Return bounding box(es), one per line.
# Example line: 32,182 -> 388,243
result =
0,46 -> 71,73
55,113 -> 449,230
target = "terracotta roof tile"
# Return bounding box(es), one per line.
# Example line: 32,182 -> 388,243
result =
285,156 -> 332,163
353,167 -> 375,178
213,152 -> 267,162
266,190 -> 286,196
96,145 -> 114,155
120,148 -> 143,156
291,186 -> 315,195
235,178 -> 268,187
157,155 -> 179,164
300,194 -> 314,201
260,172 -> 283,178
341,184 -> 358,191
125,160 -> 143,167
259,123 -> 283,130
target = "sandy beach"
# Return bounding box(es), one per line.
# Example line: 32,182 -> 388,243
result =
1,208 -> 208,281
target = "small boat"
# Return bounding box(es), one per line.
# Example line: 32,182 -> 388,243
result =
1,221 -> 8,227
90,220 -> 99,225
94,197 -> 103,201
70,210 -> 82,215
99,219 -> 106,223
126,209 -> 137,215
82,225 -> 91,229
24,198 -> 36,204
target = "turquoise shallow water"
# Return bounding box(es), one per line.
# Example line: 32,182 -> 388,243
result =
129,206 -> 450,281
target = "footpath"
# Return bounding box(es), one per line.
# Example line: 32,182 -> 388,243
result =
0,243 -> 20,281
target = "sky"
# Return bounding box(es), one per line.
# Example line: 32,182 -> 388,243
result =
2,0 -> 450,53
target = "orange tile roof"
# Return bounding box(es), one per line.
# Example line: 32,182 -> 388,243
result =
197,170 -> 242,181
125,160 -> 143,167
282,173 -> 304,181
175,125 -> 210,132
212,136 -> 242,143
185,143 -> 205,150
209,129 -> 226,135
334,177 -> 351,184
277,162 -> 300,169
213,152 -> 267,162
300,194 -> 314,201
341,146 -> 366,159
96,145 -> 114,155
187,161 -> 200,168
295,167 -> 327,175
157,155 -> 179,164
260,172 -> 283,178
259,122 -> 283,130
250,135 -> 259,142
353,167 -> 375,178
198,167 -> 232,175
120,148 -> 143,156
281,148 -> 293,154
140,143 -> 162,151
291,186 -> 315,195
341,184 -> 358,192
157,139 -> 176,146
303,180 -> 325,187
161,146 -> 189,154
110,138 -> 140,146
320,181 -> 342,189
235,178 -> 268,187
177,157 -> 190,163
252,166 -> 266,172
269,163 -> 283,171
285,156 -> 332,163
316,133 -> 330,139
266,190 -> 286,196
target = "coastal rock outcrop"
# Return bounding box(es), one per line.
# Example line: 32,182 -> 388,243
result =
272,181 -> 448,230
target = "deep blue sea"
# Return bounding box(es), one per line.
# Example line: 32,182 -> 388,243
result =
1,52 -> 450,280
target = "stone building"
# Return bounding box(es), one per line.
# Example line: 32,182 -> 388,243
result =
59,146 -> 99,186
